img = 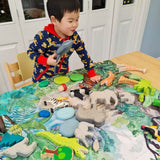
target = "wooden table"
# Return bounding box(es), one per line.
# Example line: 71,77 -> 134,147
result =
111,51 -> 160,90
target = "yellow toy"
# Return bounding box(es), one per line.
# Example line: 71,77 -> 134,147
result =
36,131 -> 88,160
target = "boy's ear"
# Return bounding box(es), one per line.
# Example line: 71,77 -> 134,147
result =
50,16 -> 57,25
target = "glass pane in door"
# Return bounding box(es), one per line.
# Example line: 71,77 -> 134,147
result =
79,0 -> 83,12
92,0 -> 106,10
21,0 -> 45,20
0,0 -> 12,23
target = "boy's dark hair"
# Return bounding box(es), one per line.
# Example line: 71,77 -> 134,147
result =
47,0 -> 80,22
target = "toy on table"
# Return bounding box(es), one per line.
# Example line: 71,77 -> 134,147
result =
69,73 -> 84,82
36,131 -> 88,160
118,76 -> 139,85
76,90 -> 118,127
41,146 -> 74,160
39,110 -> 50,118
56,96 -> 69,101
54,40 -> 73,73
118,91 -> 135,104
141,125 -> 160,142
152,99 -> 160,108
92,138 -> 100,152
133,79 -> 155,102
70,87 -> 91,100
74,122 -> 94,147
38,80 -> 49,87
0,137 -> 37,159
79,79 -> 95,89
58,84 -> 67,92
100,71 -> 115,86
117,64 -> 147,73
54,76 -> 70,85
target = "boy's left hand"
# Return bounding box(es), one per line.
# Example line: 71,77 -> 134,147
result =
90,75 -> 101,83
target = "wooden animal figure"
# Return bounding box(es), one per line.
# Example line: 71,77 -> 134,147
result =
0,137 -> 37,159
74,122 -> 94,147
90,89 -> 118,110
100,71 -> 115,86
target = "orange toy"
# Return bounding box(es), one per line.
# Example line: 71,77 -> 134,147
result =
100,71 -> 115,86
118,76 -> 138,85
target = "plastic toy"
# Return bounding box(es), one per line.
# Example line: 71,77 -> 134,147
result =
118,76 -> 139,85
74,122 -> 94,147
0,137 -> 37,158
41,146 -> 74,160
117,64 -> 147,73
141,125 -> 160,142
100,71 -> 115,86
36,131 -> 88,160
92,138 -> 100,152
118,91 -> 135,104
56,96 -> 69,101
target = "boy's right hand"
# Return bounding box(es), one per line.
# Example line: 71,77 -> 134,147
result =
47,53 -> 60,66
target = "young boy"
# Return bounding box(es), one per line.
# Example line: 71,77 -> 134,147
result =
27,0 -> 101,83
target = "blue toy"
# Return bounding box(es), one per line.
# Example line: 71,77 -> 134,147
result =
39,110 -> 50,118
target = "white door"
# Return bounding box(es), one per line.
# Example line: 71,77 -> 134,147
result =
15,0 -> 49,50
88,0 -> 114,62
109,0 -> 151,59
0,0 -> 25,93
69,0 -> 114,71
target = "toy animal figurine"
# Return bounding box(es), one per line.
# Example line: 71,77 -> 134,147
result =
74,122 -> 94,147
117,64 -> 147,73
41,146 -> 74,160
90,89 -> 118,110
100,71 -> 115,86
118,76 -> 139,85
76,89 -> 118,127
36,131 -> 88,160
0,137 -> 37,159
118,91 -> 135,104
54,40 -> 73,73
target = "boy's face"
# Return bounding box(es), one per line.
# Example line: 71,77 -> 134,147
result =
52,10 -> 80,39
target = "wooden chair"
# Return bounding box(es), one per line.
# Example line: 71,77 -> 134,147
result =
4,52 -> 34,90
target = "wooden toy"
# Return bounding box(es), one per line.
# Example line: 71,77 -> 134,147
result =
76,89 -> 118,127
118,91 -> 135,104
36,131 -> 88,160
54,76 -> 70,85
74,122 -> 94,147
0,137 -> 37,158
90,89 -> 118,110
41,146 -> 74,160
70,73 -> 84,82
58,84 -> 67,92
118,76 -> 139,85
100,71 -> 115,86
117,64 -> 147,73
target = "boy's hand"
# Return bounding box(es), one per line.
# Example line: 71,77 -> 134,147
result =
90,75 -> 101,83
47,53 -> 60,66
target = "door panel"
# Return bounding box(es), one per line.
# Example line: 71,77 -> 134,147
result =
109,0 -> 151,59
0,0 -> 25,93
88,0 -> 114,62
15,0 -> 49,50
